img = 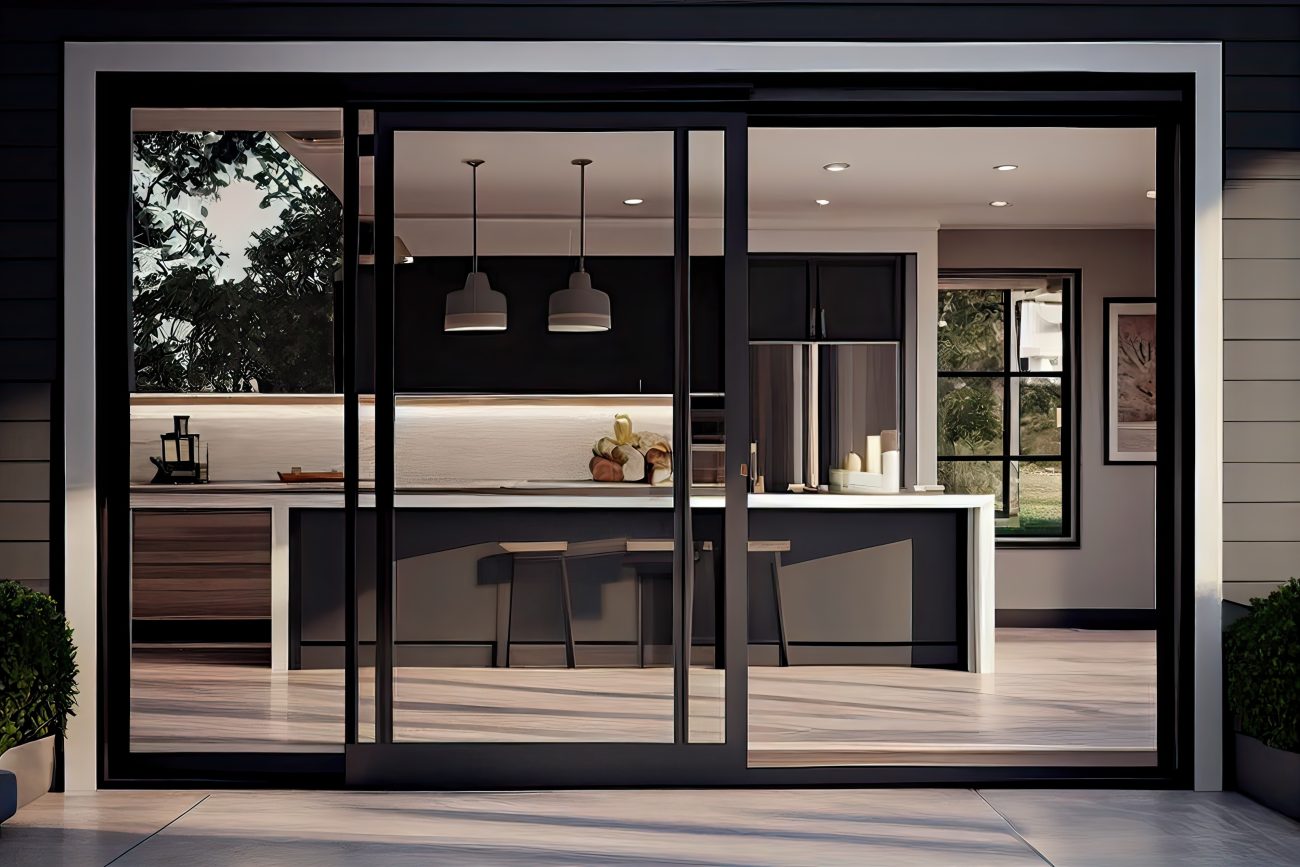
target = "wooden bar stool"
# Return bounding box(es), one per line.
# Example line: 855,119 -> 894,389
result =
498,541 -> 575,668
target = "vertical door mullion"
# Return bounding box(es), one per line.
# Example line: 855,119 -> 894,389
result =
1153,118 -> 1181,777
672,128 -> 692,743
723,117 -> 749,755
373,119 -> 396,745
342,105 -> 360,746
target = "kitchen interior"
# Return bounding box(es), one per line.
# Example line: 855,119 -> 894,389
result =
126,109 -> 1157,767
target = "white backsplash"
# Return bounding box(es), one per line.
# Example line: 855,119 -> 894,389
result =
130,396 -> 674,485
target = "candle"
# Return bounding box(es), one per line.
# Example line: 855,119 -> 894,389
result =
844,451 -> 863,472
865,436 -> 882,474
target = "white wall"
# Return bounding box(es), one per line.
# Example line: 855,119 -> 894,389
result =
939,229 -> 1156,610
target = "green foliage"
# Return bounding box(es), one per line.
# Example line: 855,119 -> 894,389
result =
938,378 -> 1002,455
1014,462 -> 1063,535
938,290 -> 1004,372
132,131 -> 340,393
937,460 -> 1001,507
0,581 -> 78,754
1018,379 -> 1062,455
1225,578 -> 1300,753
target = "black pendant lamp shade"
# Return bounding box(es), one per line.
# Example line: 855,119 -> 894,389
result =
549,158 -> 612,332
445,158 -> 508,332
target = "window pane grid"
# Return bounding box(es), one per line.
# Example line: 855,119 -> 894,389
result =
937,277 -> 1074,541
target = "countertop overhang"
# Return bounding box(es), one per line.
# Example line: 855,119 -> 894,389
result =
128,482 -> 993,511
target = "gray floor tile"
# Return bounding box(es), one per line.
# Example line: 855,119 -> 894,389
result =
1,791 -> 204,867
979,789 -> 1300,866
111,789 -> 1045,867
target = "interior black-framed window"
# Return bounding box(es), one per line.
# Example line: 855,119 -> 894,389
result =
936,271 -> 1079,544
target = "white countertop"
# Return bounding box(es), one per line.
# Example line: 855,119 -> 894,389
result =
129,483 -> 992,511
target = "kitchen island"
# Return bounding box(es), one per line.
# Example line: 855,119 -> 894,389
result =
128,486 -> 995,674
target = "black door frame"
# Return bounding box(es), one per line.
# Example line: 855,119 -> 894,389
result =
95,70 -> 1194,789
347,108 -> 750,784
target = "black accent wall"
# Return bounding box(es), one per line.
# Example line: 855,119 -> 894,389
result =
2,1 -> 1296,605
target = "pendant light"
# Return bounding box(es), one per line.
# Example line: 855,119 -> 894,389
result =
444,158 -> 507,332
549,158 -> 612,332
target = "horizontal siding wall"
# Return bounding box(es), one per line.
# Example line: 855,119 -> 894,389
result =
0,38 -> 57,597
1224,54 -> 1300,605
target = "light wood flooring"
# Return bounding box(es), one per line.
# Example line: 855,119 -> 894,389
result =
129,628 -> 1156,766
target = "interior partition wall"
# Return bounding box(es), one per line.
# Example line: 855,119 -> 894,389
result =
90,67 -> 1199,789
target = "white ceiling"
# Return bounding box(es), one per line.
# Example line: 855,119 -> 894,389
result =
749,127 -> 1155,229
133,110 -> 1156,244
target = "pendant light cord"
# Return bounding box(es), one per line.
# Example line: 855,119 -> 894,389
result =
465,158 -> 485,274
573,158 -> 592,273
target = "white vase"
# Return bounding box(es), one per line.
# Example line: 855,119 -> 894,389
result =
0,736 -> 55,809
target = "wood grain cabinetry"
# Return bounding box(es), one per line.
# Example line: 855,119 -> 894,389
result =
132,510 -> 271,621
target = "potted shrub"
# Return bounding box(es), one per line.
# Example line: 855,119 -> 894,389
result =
0,580 -> 78,809
1225,578 -> 1300,818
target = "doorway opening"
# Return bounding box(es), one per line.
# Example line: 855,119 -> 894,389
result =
96,72 -> 1193,788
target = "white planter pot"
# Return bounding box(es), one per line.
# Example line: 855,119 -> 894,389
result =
0,736 -> 55,809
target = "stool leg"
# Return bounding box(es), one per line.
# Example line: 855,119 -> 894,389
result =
771,553 -> 790,667
558,556 -> 577,668
636,570 -> 644,669
503,558 -> 517,667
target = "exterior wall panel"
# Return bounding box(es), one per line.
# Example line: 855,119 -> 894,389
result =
1223,258 -> 1300,298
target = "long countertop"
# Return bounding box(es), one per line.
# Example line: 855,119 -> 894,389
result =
128,482 -> 992,510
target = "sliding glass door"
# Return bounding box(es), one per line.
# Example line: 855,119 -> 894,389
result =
343,110 -> 747,784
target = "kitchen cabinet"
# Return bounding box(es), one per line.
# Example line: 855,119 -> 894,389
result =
814,258 -> 901,341
749,258 -> 812,341
750,254 -> 903,342
132,509 -> 271,622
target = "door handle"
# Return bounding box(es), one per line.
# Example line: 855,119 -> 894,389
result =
808,306 -> 816,339
819,307 -> 827,339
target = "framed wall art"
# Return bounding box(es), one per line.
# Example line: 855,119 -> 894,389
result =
1105,297 -> 1156,464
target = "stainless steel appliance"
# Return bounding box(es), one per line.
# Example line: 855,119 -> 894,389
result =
750,342 -> 900,493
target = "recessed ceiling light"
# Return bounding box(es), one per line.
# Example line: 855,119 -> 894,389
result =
1145,190 -> 1157,199
815,199 -> 830,206
994,164 -> 1019,172
623,198 -> 644,206
822,162 -> 850,172
989,201 -> 1011,208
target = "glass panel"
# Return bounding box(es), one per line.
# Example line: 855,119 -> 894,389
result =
127,107 -> 345,752
1016,376 -> 1062,456
937,460 -> 1005,511
389,129 -> 677,742
688,129 -> 726,743
1003,460 -> 1065,536
938,289 -> 1004,371
938,377 -> 1004,456
820,343 -> 901,485
1014,288 -> 1065,372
